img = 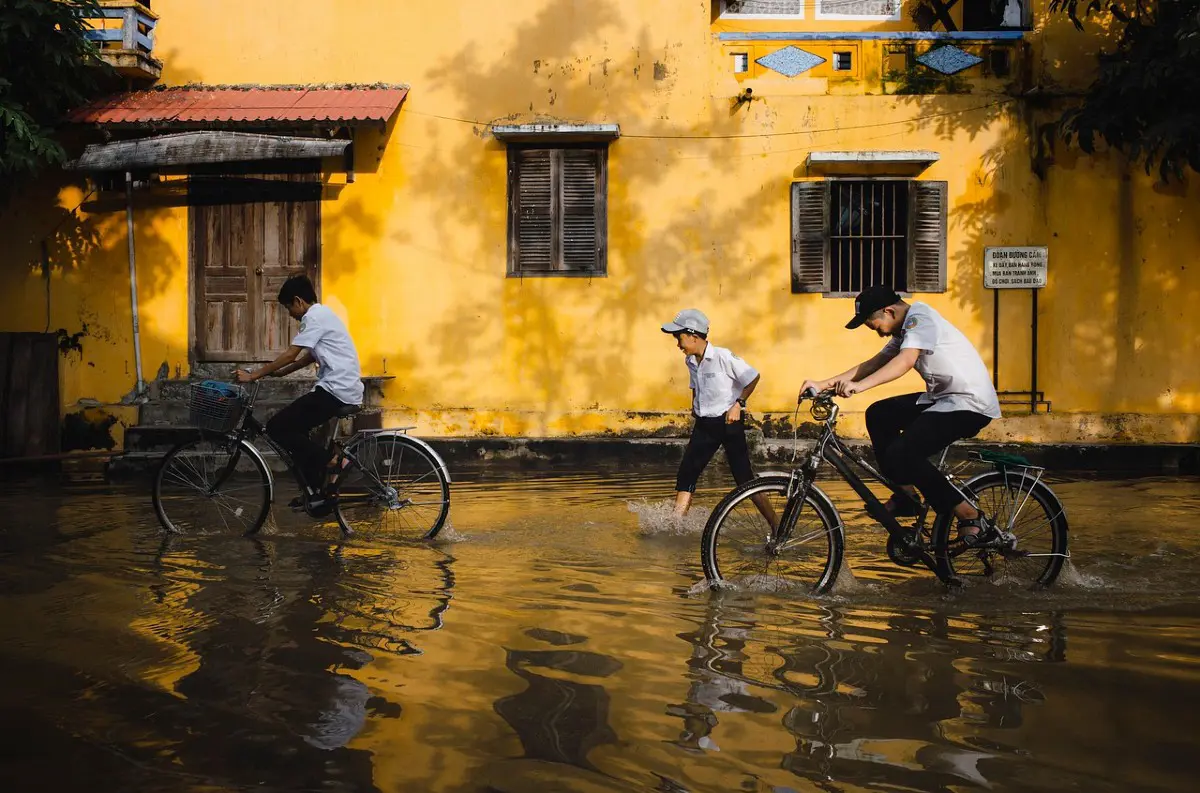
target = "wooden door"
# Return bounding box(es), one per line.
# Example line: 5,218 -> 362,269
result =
0,333 -> 60,458
190,171 -> 321,362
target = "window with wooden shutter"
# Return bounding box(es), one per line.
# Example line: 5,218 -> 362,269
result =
907,180 -> 947,293
791,181 -> 829,293
508,145 -> 607,276
790,178 -> 947,295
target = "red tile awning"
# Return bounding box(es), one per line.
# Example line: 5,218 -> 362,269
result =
68,85 -> 409,127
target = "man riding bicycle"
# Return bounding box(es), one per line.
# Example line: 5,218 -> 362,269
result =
800,285 -> 1002,547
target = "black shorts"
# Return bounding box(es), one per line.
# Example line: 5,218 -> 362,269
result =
675,416 -> 755,493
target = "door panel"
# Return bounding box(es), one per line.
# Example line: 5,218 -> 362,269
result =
191,170 -> 321,362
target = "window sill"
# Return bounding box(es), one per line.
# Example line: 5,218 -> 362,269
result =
507,271 -> 608,279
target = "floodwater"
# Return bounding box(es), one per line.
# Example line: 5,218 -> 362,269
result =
1,462 -> 1199,792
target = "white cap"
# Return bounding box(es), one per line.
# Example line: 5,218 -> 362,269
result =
660,308 -> 710,335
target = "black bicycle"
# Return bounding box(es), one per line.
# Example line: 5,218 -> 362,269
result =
701,389 -> 1069,592
152,380 -> 451,540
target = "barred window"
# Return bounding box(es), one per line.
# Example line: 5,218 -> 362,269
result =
507,146 -> 608,276
791,179 -> 947,295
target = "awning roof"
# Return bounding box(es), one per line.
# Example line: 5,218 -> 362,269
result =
67,85 -> 408,127
805,150 -> 940,175
67,131 -> 350,171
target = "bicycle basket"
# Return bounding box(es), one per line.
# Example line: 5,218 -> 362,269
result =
188,380 -> 249,433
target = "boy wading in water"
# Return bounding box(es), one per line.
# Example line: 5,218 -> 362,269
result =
662,309 -> 776,526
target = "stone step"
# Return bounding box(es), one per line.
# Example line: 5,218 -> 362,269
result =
148,376 -> 390,405
124,408 -> 382,453
139,399 -> 313,426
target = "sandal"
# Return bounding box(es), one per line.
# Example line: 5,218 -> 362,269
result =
955,516 -> 993,548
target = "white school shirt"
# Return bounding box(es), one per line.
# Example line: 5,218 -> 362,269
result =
686,343 -> 760,418
291,304 -> 365,406
879,301 -> 1001,419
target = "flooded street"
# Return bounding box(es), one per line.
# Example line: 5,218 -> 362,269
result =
2,464 -> 1199,792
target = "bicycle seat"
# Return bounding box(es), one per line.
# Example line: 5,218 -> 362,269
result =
335,404 -> 362,418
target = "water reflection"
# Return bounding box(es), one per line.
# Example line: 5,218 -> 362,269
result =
673,593 -> 1069,790
494,638 -> 622,769
1,472 -> 1199,792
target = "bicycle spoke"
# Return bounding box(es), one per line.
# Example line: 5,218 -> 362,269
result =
943,475 -> 1066,587
154,437 -> 270,535
705,480 -> 839,592
335,435 -> 449,541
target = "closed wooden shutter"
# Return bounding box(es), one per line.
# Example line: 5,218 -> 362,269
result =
511,149 -> 554,272
561,148 -> 603,272
508,146 -> 607,275
791,180 -> 830,293
908,180 -> 947,293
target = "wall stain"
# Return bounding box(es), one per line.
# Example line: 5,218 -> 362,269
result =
56,324 -> 88,358
62,408 -> 118,451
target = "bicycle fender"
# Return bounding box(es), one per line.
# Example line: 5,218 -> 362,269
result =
374,432 -> 453,484
237,439 -> 276,502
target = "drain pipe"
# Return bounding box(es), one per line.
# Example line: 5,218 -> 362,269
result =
125,171 -> 145,398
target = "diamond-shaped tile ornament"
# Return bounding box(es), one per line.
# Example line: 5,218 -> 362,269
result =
916,45 -> 984,75
756,46 -> 826,78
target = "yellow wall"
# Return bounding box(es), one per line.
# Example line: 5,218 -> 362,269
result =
1,0 -> 1196,447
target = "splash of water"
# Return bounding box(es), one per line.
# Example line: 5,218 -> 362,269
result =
829,562 -> 863,595
628,499 -> 710,536
1056,559 -> 1107,590
434,521 -> 469,544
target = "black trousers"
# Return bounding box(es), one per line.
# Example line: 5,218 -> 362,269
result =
865,393 -> 992,513
675,416 -> 755,493
265,386 -> 347,491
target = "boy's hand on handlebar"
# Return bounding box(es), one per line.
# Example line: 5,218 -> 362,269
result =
234,368 -> 256,384
836,380 -> 862,398
798,380 -> 825,402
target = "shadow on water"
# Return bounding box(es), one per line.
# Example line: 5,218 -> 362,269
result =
1,467 -> 1199,791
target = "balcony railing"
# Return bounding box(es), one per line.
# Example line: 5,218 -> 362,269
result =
83,0 -> 161,81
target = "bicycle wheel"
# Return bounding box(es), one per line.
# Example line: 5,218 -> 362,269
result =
932,470 -> 1069,587
153,434 -> 272,535
334,432 -> 450,540
701,475 -> 844,594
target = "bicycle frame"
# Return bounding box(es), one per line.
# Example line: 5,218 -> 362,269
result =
787,396 -> 950,580
205,383 -> 390,511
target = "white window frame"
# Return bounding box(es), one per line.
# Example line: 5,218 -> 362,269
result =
720,1 -> 806,20
815,0 -> 902,22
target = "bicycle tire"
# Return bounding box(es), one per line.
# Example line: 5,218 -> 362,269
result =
931,470 -> 1069,587
701,475 -> 844,594
152,433 -> 272,536
334,432 -> 450,540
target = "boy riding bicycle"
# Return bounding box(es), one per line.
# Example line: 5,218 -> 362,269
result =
235,275 -> 363,516
800,285 -> 1002,547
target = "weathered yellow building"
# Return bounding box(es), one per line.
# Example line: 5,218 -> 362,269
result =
1,0 -> 1196,455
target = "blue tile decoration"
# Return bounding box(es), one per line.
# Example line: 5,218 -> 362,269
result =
756,45 -> 826,77
916,45 -> 983,75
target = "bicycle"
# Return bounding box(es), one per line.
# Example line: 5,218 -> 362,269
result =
152,380 -> 451,540
700,389 -> 1069,593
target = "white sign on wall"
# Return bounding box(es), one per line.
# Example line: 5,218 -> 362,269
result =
984,246 -> 1048,289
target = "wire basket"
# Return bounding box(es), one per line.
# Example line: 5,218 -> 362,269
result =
188,380 -> 249,433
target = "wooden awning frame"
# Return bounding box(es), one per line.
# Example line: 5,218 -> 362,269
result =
68,131 -> 350,172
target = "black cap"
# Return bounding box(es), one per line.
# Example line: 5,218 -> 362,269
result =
845,285 -> 901,329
